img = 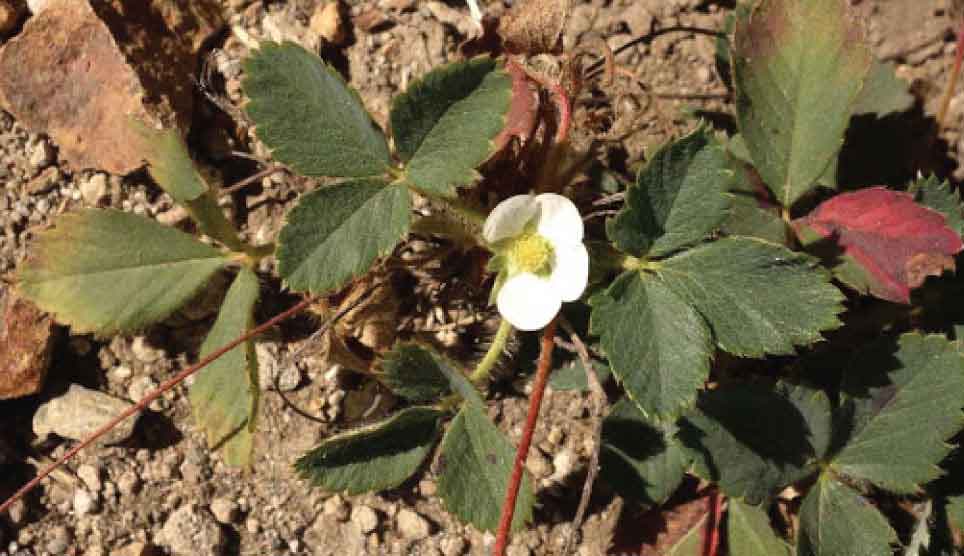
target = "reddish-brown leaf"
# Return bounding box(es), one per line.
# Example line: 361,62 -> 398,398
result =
492,61 -> 539,153
793,187 -> 964,303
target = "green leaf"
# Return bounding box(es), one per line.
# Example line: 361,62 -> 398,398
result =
727,500 -> 792,556
437,403 -> 534,532
243,42 -> 390,178
133,123 -> 244,251
276,179 -> 410,294
832,333 -> 964,493
852,59 -> 915,117
600,398 -> 689,506
721,147 -> 787,244
295,406 -> 444,495
678,385 -> 817,503
798,475 -> 897,556
190,268 -> 260,466
393,57 -> 512,197
590,271 -> 712,419
948,495 -> 964,532
380,343 -> 482,406
18,210 -> 229,336
607,128 -> 730,258
780,382 -> 834,461
548,357 -> 612,391
910,175 -> 964,239
733,0 -> 872,207
659,237 -> 844,357
664,511 -> 709,556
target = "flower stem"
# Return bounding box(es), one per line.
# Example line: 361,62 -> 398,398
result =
493,316 -> 558,556
470,318 -> 513,383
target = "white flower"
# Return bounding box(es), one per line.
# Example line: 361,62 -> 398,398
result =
484,193 -> 589,331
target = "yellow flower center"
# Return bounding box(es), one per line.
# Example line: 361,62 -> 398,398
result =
509,232 -> 554,276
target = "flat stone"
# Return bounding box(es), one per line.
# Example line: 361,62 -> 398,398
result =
33,383 -> 140,445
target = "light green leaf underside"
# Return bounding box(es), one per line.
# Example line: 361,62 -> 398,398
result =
294,406 -> 443,495
394,57 -> 512,197
852,58 -> 914,117
733,0 -> 872,207
678,385 -> 816,503
608,127 -> 731,258
243,42 -> 390,178
591,272 -> 712,420
727,500 -> 792,556
797,475 -> 896,556
948,495 -> 964,532
833,333 -> 964,493
133,123 -> 244,250
190,268 -> 260,467
276,179 -> 411,294
437,403 -> 534,532
600,398 -> 689,506
660,237 -> 844,357
18,209 -> 229,336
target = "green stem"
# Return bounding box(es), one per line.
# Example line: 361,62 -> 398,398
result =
470,318 -> 513,383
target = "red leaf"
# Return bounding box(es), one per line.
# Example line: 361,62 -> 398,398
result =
492,60 -> 539,153
793,187 -> 964,303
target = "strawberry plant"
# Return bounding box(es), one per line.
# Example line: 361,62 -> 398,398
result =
6,0 -> 964,554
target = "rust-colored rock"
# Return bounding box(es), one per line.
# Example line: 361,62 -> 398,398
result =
0,0 -> 19,36
0,286 -> 55,400
0,0 -> 222,174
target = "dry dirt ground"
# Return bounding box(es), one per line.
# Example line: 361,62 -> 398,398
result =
0,1 -> 961,555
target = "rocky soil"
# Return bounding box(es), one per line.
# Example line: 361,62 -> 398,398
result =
0,1 -> 962,555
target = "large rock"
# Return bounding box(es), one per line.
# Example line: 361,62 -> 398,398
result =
0,286 -> 54,399
33,383 -> 140,445
0,0 -> 222,174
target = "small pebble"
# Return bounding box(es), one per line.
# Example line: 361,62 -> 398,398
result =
77,464 -> 102,493
323,494 -> 349,521
158,504 -> 226,556
79,173 -> 109,206
73,488 -> 99,516
0,1 -> 17,35
46,525 -> 72,555
396,508 -> 431,540
352,505 -> 379,534
210,497 -> 239,524
28,137 -> 54,170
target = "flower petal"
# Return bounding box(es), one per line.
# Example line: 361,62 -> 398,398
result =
483,194 -> 538,244
534,193 -> 583,245
496,272 -> 561,331
549,241 -> 589,302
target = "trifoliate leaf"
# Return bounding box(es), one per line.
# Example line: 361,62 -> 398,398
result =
798,475 -> 897,556
600,398 -> 690,506
437,403 -> 534,532
380,343 -> 482,406
18,210 -> 229,336
276,179 -> 410,294
590,271 -> 712,420
295,406 -> 444,495
727,499 -> 793,556
607,128 -> 730,258
659,237 -> 844,357
832,333 -> 964,493
733,0 -> 872,207
852,58 -> 915,117
678,385 -> 817,503
794,188 -> 963,304
910,175 -> 964,239
392,57 -> 511,197
133,124 -> 243,251
243,42 -> 390,178
190,268 -> 260,467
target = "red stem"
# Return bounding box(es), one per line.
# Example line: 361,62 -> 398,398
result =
492,317 -> 558,556
548,81 -> 572,145
0,296 -> 316,517
701,489 -> 724,556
